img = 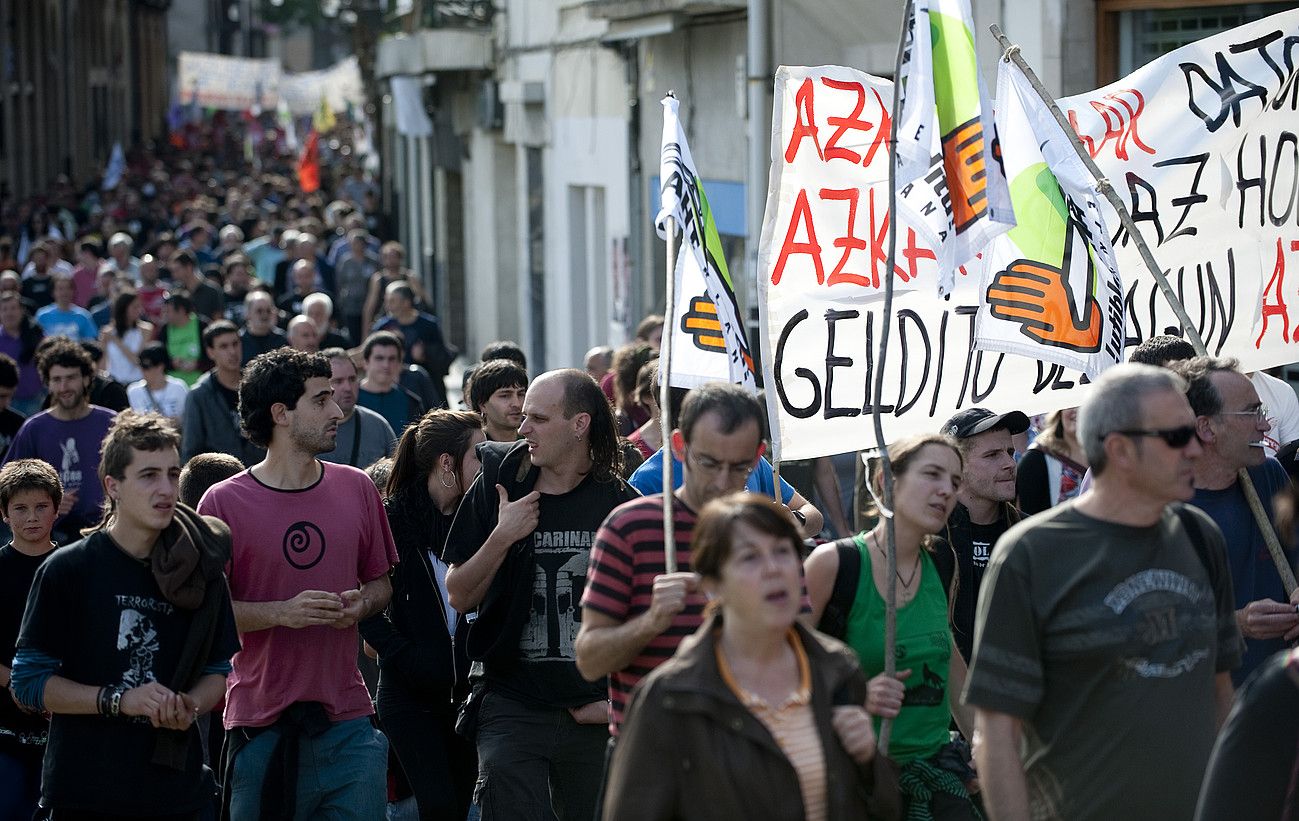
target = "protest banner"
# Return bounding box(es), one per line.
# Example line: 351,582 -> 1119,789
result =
759,9 -> 1299,461
177,52 -> 280,111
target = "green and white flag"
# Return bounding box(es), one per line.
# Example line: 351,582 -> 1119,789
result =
657,94 -> 756,391
974,60 -> 1125,379
896,0 -> 1014,293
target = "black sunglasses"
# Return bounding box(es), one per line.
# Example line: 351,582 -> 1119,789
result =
1108,426 -> 1199,449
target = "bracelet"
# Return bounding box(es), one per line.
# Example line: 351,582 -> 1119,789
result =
96,686 -> 111,717
108,687 -> 123,718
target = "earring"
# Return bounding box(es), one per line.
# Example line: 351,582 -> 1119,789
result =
440,470 -> 456,489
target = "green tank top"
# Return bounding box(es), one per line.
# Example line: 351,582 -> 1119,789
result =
842,535 -> 951,763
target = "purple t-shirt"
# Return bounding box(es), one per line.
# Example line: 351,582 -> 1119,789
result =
2,407 -> 116,527
0,329 -> 43,401
197,462 -> 399,728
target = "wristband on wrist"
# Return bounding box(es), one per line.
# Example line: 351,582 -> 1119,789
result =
97,686 -> 111,717
108,687 -> 124,718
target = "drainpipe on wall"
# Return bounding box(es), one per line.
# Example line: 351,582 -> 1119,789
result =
745,0 -> 770,354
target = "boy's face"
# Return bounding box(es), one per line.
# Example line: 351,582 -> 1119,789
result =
4,488 -> 57,546
0,384 -> 14,411
105,447 -> 181,536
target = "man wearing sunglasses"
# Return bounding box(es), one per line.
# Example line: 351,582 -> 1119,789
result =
965,363 -> 1242,821
1170,356 -> 1298,684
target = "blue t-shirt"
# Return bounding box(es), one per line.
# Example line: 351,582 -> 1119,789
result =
35,305 -> 98,341
629,448 -> 795,503
1190,457 -> 1294,684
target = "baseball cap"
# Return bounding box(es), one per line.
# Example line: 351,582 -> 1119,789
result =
942,407 -> 1030,439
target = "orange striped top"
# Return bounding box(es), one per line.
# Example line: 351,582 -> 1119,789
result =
716,630 -> 827,821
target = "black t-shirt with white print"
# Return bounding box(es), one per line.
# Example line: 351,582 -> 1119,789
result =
446,472 -> 639,709
16,531 -> 240,814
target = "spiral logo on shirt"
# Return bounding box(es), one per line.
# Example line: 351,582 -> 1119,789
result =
282,522 -> 326,570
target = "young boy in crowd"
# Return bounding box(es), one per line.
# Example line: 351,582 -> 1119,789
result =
0,459 -> 62,820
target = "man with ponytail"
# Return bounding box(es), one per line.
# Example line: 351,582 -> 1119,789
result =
445,368 -> 638,821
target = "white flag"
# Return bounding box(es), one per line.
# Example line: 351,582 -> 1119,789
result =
656,95 -> 756,392
973,61 -> 1124,378
895,0 -> 1014,293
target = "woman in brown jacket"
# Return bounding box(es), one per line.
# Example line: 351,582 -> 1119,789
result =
602,494 -> 900,821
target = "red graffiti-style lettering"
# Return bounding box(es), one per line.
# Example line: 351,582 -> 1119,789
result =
820,188 -> 870,287
1257,237 -> 1292,348
863,88 -> 891,168
1068,89 -> 1156,162
771,189 -> 825,285
900,228 -> 937,283
822,79 -> 874,164
784,79 -> 824,163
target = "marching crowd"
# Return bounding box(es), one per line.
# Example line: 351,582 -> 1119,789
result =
1,133 -> 1299,821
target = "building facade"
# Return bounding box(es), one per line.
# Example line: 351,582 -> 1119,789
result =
0,0 -> 171,200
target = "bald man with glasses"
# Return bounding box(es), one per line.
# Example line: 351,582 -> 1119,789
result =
965,363 -> 1242,821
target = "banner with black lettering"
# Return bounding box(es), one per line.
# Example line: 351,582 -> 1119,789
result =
760,10 -> 1299,460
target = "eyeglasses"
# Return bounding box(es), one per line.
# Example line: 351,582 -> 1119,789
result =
1107,426 -> 1199,449
685,448 -> 754,479
1219,405 -> 1269,423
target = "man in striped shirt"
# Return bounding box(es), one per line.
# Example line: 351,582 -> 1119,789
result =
576,382 -> 768,734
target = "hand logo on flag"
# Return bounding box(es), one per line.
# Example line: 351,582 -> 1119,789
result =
681,295 -> 725,353
986,231 -> 1103,353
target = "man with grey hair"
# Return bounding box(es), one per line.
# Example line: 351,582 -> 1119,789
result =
303,292 -> 351,349
238,290 -> 287,365
101,232 -> 140,280
965,363 -> 1241,821
1170,356 -> 1298,684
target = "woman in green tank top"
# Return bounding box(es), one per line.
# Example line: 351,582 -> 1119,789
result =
806,434 -> 983,820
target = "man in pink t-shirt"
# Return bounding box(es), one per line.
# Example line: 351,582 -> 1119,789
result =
198,347 -> 397,820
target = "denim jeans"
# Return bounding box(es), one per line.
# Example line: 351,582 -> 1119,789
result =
0,747 -> 41,821
228,716 -> 387,821
473,691 -> 607,821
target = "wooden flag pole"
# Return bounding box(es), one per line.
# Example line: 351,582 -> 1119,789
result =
874,0 -> 913,756
990,25 -> 1297,596
662,214 -> 679,574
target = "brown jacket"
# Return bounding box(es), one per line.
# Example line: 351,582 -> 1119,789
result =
603,613 -> 901,821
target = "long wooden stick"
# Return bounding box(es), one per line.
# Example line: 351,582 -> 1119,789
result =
875,0 -> 912,756
662,216 -> 678,574
990,25 -> 1297,596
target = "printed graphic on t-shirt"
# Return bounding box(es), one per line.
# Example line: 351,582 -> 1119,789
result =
1103,569 -> 1211,679
282,521 -> 327,570
114,595 -> 174,688
971,538 -> 992,570
59,437 -> 82,491
521,530 -> 592,661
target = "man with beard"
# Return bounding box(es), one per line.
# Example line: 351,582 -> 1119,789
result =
2,338 -> 115,542
940,407 -> 1028,662
1171,356 -> 1299,684
319,347 -> 395,468
469,358 -> 528,443
576,383 -> 765,738
197,347 -> 397,819
445,369 -> 638,821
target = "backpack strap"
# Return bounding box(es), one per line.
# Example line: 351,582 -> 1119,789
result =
930,535 -> 960,610
817,536 -> 863,640
1174,503 -> 1214,582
